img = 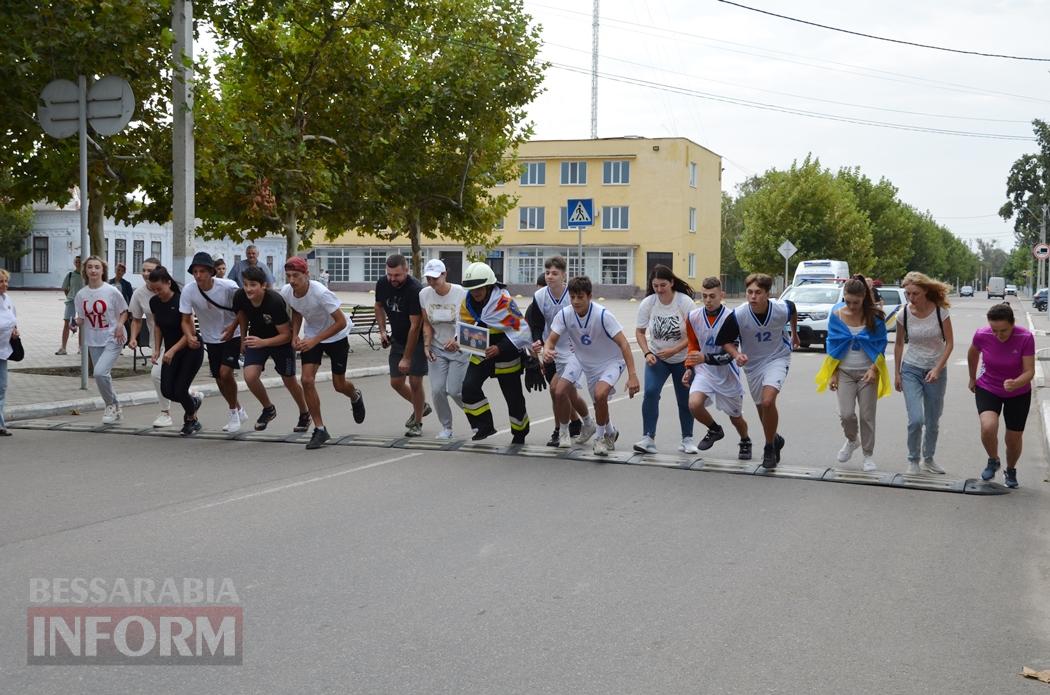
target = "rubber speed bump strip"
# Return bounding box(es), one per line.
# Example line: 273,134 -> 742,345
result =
7,421 -> 1009,495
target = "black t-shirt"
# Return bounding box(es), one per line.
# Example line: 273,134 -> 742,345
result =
375,275 -> 422,344
232,289 -> 290,341
150,293 -> 187,350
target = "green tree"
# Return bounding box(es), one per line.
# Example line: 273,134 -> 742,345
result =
940,229 -> 978,287
736,156 -> 874,277
0,204 -> 33,266
720,191 -> 745,280
0,1 -> 181,255
974,237 -> 1009,278
999,119 -> 1050,247
1000,244 -> 1031,287
194,0 -> 544,270
836,167 -> 911,282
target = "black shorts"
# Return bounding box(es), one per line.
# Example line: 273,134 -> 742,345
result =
205,339 -> 241,379
975,385 -> 1031,432
301,337 -> 350,375
244,344 -> 297,377
389,340 -> 428,377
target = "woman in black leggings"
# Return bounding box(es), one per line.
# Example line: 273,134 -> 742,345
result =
148,267 -> 205,435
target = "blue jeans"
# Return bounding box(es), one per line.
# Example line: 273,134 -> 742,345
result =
0,358 -> 7,429
641,359 -> 693,439
900,361 -> 947,462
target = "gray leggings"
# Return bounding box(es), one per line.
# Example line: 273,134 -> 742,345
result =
428,347 -> 468,430
88,342 -> 123,406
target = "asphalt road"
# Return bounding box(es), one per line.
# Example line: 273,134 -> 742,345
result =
1,295 -> 1048,694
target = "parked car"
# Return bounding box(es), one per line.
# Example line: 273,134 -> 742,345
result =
1006,284 -> 1018,296
1034,288 -> 1048,312
960,285 -> 974,297
877,286 -> 906,332
779,283 -> 842,350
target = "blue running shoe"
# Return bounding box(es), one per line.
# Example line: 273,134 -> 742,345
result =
980,458 -> 1000,481
1004,468 -> 1018,489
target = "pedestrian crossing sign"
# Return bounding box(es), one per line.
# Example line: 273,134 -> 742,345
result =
567,198 -> 593,228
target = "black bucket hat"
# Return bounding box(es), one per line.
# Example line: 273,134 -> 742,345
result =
188,251 -> 216,275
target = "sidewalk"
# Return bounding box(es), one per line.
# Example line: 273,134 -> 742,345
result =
2,288 -> 649,421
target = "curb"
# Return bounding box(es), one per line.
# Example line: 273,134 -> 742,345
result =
6,366 -> 390,421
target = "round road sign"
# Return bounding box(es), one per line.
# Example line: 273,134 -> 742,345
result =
1033,243 -> 1050,260
37,79 -> 80,139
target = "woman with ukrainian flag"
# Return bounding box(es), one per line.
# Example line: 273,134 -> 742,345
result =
815,275 -> 892,472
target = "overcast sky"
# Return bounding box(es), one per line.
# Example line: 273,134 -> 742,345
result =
521,0 -> 1050,250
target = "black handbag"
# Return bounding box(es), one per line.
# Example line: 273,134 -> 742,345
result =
8,336 -> 24,362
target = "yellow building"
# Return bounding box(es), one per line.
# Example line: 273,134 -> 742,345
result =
314,136 -> 722,296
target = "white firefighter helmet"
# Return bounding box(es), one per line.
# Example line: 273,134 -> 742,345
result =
462,262 -> 498,290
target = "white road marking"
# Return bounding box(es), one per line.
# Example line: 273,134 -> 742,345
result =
179,452 -> 422,512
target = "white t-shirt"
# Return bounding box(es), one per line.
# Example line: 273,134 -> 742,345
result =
0,293 -> 16,361
75,283 -> 128,347
419,283 -> 468,347
128,285 -> 156,333
839,324 -> 873,370
551,301 -> 625,374
636,292 -> 695,364
281,280 -> 350,343
179,277 -> 241,344
901,304 -> 949,370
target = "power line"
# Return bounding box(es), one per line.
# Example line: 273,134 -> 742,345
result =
530,2 -> 1050,105
716,0 -> 1050,62
541,40 -> 1033,125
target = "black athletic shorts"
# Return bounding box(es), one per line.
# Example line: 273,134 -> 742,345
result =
301,337 -> 350,375
389,339 -> 428,377
975,385 -> 1031,432
205,339 -> 241,379
244,344 -> 297,377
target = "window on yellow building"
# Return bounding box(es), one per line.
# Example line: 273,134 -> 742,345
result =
689,207 -> 697,233
688,253 -> 696,278
560,161 -> 587,185
600,250 -> 629,284
601,206 -> 629,230
689,162 -> 698,188
495,217 -> 504,230
520,162 -> 545,186
603,160 -> 630,185
519,206 -> 545,230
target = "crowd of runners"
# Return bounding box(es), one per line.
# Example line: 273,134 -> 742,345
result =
0,251 -> 1038,488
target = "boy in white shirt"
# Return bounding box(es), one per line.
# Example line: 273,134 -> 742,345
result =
544,276 -> 639,456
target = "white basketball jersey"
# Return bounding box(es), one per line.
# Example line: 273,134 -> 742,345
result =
733,299 -> 792,365
687,305 -> 744,391
551,301 -> 624,373
533,286 -> 571,341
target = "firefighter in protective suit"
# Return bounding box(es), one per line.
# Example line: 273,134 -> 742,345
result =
458,262 -> 535,443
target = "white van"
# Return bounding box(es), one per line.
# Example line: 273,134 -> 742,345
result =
793,259 -> 850,286
987,276 -> 1006,299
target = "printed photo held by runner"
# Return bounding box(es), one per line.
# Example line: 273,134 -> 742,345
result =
544,276 -> 640,457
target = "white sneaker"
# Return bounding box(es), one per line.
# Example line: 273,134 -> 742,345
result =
102,405 -> 121,424
862,456 -> 877,472
575,419 -> 597,445
679,436 -> 699,455
907,461 -> 921,475
606,428 -> 619,451
593,437 -> 609,456
436,428 -> 454,440
237,407 -> 248,422
922,458 -> 946,474
558,429 -> 573,448
837,439 -> 860,463
222,410 -> 242,432
633,436 -> 658,454
153,411 -> 173,428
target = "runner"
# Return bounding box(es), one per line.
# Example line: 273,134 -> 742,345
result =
0,268 -> 18,437
228,265 -> 310,432
147,266 -> 205,435
525,257 -> 594,448
213,258 -> 227,279
894,271 -> 954,474
634,264 -> 697,455
815,275 -> 891,471
458,261 -> 532,443
969,303 -> 1035,489
681,277 -> 751,460
544,276 -> 640,456
127,256 -> 174,427
74,256 -> 128,424
179,251 -> 247,432
716,272 -> 799,469
419,259 -> 468,440
374,254 -> 430,437
281,256 -> 366,450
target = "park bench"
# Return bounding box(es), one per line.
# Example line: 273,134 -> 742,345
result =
341,304 -> 385,351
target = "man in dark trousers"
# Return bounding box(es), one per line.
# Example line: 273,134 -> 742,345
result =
375,254 -> 430,436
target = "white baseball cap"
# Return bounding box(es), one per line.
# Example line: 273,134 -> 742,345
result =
423,259 -> 446,278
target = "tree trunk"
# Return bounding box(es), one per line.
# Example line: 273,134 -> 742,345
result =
88,183 -> 106,258
410,208 -> 422,278
283,207 -> 299,258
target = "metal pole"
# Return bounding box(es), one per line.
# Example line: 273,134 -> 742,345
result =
577,226 -> 583,278
1042,204 -> 1048,312
590,0 -> 599,139
172,0 -> 196,282
784,256 -> 788,291
78,75 -> 89,391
